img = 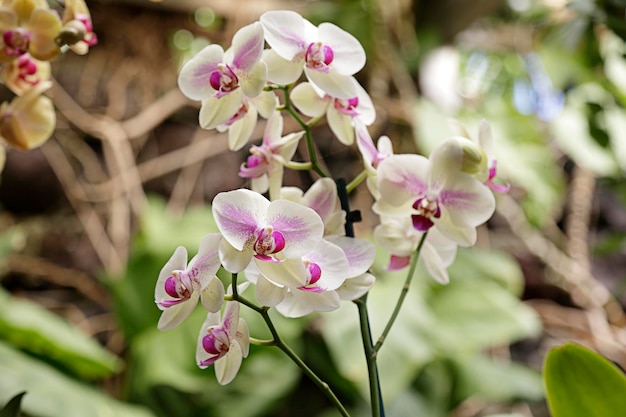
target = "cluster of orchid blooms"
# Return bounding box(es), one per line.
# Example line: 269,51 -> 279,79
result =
155,9 -> 508,393
0,0 -> 97,169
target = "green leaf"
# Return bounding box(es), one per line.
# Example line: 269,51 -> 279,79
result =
0,392 -> 26,417
0,288 -> 121,379
544,343 -> 626,417
453,354 -> 544,404
0,341 -> 155,417
446,248 -> 525,296
428,280 -> 542,352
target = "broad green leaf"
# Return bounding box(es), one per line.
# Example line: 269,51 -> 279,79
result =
0,341 -> 155,417
453,354 -> 544,403
446,248 -> 525,296
0,392 -> 25,417
550,83 -> 619,177
428,280 -> 542,352
544,343 -> 626,417
0,288 -> 121,379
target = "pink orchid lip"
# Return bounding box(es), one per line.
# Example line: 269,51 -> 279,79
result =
210,64 -> 240,98
3,28 -> 30,57
305,42 -> 334,72
411,197 -> 441,231
253,228 -> 286,256
297,284 -> 325,293
334,97 -> 359,117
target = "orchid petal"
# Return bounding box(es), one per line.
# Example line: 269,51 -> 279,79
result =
190,233 -> 223,287
326,235 -> 375,278
251,90 -> 279,119
200,278 -> 225,313
213,188 -> 269,250
214,341 -> 243,385
239,61 -> 267,98
304,68 -> 359,99
303,239 -> 350,291
199,89 -> 244,129
255,274 -> 287,306
302,178 -> 338,223
317,22 -> 365,75
433,214 -> 477,246
336,273 -> 375,301
157,292 -> 199,331
255,258 -> 309,288
228,22 -> 264,73
250,175 -> 269,195
178,44 -> 224,100
276,290 -> 340,318
438,173 -> 495,228
420,242 -> 451,284
290,82 -> 329,118
266,200 -> 324,259
235,318 -> 250,357
218,237 -> 253,273
227,104 -> 257,151
262,48 -> 303,85
260,10 -> 312,60
154,246 -> 188,301
327,107 -> 354,145
377,154 -> 429,206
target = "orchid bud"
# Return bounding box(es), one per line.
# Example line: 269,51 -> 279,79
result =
0,80 -> 55,150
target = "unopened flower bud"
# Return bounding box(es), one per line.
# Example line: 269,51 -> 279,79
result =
0,80 -> 55,150
56,19 -> 87,47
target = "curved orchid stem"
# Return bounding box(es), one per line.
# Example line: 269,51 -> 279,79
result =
373,232 -> 428,353
346,170 -> 368,194
230,273 -> 351,417
280,85 -> 329,178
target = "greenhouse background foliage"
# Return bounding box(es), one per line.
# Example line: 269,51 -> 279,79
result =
0,0 -> 625,416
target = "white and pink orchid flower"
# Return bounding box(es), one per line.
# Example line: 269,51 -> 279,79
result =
374,215 -> 457,284
196,300 -> 249,385
212,188 -> 325,273
238,111 -> 304,199
245,235 -> 375,317
327,235 -> 376,301
260,10 -> 366,99
374,139 -> 496,247
280,178 -> 346,236
216,90 -> 278,151
449,118 -> 510,193
178,22 -> 267,130
290,81 -> 375,145
355,122 -> 394,199
154,233 -> 225,331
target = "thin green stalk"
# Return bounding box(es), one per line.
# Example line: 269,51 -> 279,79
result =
230,274 -> 350,417
281,85 -> 329,178
346,170 -> 368,194
336,178 -> 384,417
355,295 -> 383,417
373,232 -> 428,353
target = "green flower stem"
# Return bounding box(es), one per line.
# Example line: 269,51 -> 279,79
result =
336,178 -> 384,417
230,274 -> 350,417
249,337 -> 276,346
373,232 -> 428,353
283,161 -> 313,170
354,295 -> 383,417
280,85 -> 329,178
346,170 -> 368,194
